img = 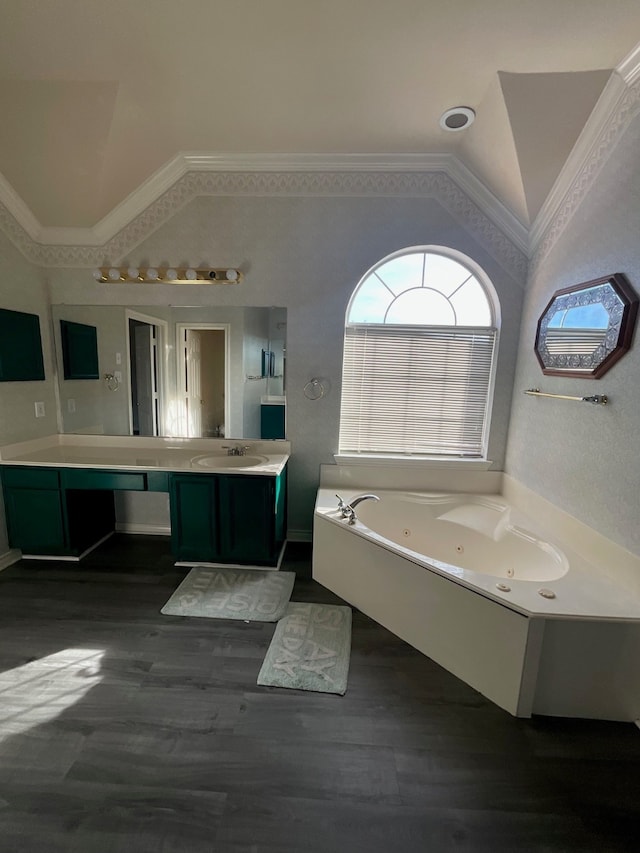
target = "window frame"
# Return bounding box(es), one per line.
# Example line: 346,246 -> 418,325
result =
337,246 -> 501,466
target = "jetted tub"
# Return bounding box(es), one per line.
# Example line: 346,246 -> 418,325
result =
351,491 -> 569,584
313,488 -> 640,720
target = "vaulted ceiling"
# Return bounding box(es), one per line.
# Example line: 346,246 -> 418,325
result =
0,0 -> 639,242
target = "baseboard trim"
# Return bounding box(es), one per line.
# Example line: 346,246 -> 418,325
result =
21,532 -> 115,563
287,529 -> 312,543
0,548 -> 22,571
175,540 -> 288,572
115,523 -> 171,536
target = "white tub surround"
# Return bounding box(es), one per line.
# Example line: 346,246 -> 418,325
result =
326,459 -> 502,495
313,479 -> 640,721
0,434 -> 290,476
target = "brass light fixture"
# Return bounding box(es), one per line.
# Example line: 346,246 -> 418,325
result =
91,267 -> 242,283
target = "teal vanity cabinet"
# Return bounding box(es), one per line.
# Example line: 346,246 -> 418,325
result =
2,467 -> 67,555
169,468 -> 287,565
260,403 -> 286,439
169,474 -> 222,562
219,472 -> 284,564
1,466 -> 115,557
2,460 -> 286,566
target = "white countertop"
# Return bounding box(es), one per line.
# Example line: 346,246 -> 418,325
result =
0,435 -> 290,477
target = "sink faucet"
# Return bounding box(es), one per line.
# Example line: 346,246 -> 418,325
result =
222,444 -> 251,456
335,493 -> 380,525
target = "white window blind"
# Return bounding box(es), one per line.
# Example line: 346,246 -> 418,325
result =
339,324 -> 496,457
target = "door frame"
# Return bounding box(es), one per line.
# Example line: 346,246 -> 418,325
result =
176,323 -> 230,437
125,310 -> 168,436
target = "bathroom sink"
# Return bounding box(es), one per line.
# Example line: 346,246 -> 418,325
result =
192,454 -> 268,469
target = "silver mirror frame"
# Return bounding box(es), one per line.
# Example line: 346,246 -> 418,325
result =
534,273 -> 638,379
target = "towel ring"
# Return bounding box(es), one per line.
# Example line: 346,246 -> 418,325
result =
304,378 -> 325,400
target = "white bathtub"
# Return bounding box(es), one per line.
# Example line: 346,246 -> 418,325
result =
313,487 -> 640,720
352,491 -> 569,583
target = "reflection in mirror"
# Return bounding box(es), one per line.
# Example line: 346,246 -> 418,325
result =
535,274 -> 638,378
51,305 -> 286,439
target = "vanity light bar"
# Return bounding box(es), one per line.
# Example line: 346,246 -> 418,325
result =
91,267 -> 242,284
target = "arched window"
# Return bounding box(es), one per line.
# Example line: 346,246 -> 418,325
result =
339,247 -> 500,458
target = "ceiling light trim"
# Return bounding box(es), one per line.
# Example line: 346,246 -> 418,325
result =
439,107 -> 476,132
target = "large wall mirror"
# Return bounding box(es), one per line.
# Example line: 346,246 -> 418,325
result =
51,305 -> 286,439
534,273 -> 638,378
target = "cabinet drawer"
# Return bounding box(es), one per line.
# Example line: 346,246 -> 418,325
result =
62,469 -> 147,491
1,466 -> 60,490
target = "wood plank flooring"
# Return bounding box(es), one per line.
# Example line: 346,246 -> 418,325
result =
0,534 -> 637,852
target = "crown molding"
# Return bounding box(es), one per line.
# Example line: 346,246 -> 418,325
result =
530,71 -> 640,266
529,71 -> 627,252
618,40 -> 640,85
530,42 -> 640,259
0,171 -> 42,242
444,157 -> 528,255
0,152 -> 529,279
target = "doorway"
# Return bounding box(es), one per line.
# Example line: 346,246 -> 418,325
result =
126,311 -> 167,436
176,324 -> 229,437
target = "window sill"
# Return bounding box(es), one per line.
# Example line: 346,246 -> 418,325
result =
333,454 -> 493,471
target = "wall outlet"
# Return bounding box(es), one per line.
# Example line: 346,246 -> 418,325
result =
34,401 -> 45,418
115,352 -> 121,364
67,398 -> 76,413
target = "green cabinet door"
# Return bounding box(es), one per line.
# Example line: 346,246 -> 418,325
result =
169,474 -> 221,562
219,475 -> 275,564
4,487 -> 66,555
169,470 -> 286,566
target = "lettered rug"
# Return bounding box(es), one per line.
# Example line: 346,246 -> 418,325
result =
257,602 -> 352,695
161,566 -> 296,622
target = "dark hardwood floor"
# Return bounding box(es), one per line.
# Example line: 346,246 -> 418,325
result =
0,534 -> 637,852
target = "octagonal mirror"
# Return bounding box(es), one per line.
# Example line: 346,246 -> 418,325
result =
535,273 -> 638,378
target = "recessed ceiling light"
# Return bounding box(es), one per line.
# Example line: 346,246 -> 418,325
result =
439,106 -> 476,132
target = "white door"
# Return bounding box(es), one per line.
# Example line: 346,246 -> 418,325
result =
185,328 -> 203,437
177,324 -> 229,438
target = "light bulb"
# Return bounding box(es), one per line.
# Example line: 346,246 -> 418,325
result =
225,269 -> 239,281
127,267 -> 140,280
165,268 -> 178,281
146,268 -> 159,281
92,268 -> 104,281
108,268 -> 121,281
185,268 -> 198,280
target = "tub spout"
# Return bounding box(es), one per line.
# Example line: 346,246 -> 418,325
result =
336,493 -> 380,525
349,494 -> 380,509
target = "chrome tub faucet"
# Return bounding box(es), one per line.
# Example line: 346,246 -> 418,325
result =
335,493 -> 380,524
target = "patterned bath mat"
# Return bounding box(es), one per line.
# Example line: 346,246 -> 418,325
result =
161,567 -> 296,622
257,602 -> 352,695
